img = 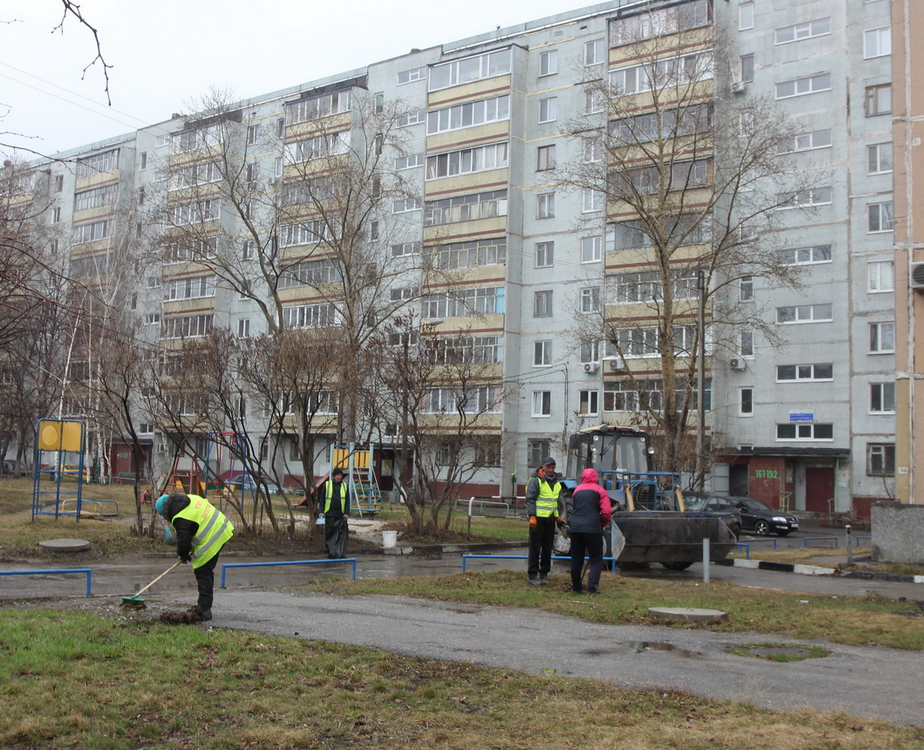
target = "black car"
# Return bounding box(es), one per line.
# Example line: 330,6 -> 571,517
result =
682,491 -> 742,540
729,496 -> 800,537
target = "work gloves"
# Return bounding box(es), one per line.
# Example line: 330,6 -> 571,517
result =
529,516 -> 537,530
179,553 -> 192,564
556,516 -> 566,527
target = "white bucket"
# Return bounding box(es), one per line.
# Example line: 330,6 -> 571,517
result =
382,530 -> 398,549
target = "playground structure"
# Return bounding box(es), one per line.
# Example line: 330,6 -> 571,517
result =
329,445 -> 381,517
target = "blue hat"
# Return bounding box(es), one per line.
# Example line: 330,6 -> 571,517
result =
155,494 -> 170,515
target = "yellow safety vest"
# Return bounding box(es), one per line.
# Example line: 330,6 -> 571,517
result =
323,480 -> 348,514
535,477 -> 561,518
172,494 -> 234,569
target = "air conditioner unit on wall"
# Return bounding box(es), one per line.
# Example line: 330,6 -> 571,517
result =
731,80 -> 746,94
911,262 -> 924,291
582,362 -> 600,374
729,357 -> 746,371
607,357 -> 626,372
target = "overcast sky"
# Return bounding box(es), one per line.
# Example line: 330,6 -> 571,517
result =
1,0 -> 589,158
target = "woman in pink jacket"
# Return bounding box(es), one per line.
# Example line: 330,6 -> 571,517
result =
568,468 -> 613,594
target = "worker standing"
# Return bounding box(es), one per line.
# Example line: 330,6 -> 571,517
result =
155,491 -> 234,621
524,457 -> 564,586
320,467 -> 351,559
568,468 -> 612,594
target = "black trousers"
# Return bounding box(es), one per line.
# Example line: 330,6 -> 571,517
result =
569,531 -> 604,593
193,550 -> 222,611
325,515 -> 349,559
528,516 -> 557,577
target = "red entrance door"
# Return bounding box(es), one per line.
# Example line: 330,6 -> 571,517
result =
805,467 -> 835,513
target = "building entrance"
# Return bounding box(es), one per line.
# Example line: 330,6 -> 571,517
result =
805,467 -> 835,513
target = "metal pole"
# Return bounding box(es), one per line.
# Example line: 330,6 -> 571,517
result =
702,537 -> 710,584
846,524 -> 853,566
697,270 -> 706,490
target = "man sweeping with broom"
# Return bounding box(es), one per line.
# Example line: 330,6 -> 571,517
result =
156,491 -> 234,621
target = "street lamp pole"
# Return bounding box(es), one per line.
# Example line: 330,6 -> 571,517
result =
696,269 -> 706,490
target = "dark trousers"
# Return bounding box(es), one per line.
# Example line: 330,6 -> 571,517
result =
193,550 -> 221,611
569,531 -> 604,593
528,516 -> 557,577
325,515 -> 349,559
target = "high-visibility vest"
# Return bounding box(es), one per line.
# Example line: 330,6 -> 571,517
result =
323,480 -> 348,514
172,494 -> 234,569
535,477 -> 561,518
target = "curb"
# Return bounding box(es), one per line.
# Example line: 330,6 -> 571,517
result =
715,557 -> 924,584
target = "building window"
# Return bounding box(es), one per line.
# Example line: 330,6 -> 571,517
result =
739,2 -> 754,30
580,339 -> 601,363
581,236 -> 602,263
374,92 -> 385,114
537,144 -> 556,171
776,363 -> 833,382
867,443 -> 895,476
537,192 -> 555,219
538,97 -> 557,123
775,17 -> 831,44
246,125 -> 259,145
391,242 -> 421,257
864,27 -> 891,59
237,319 -> 251,339
778,244 -> 832,265
740,54 -> 754,83
427,95 -> 509,135
582,189 -> 604,213
536,241 -> 554,268
739,276 -> 754,302
776,187 -> 832,209
54,174 -> 64,191
579,390 -> 599,417
777,423 -> 833,441
870,382 -> 896,414
528,439 -> 551,467
534,340 -> 552,367
865,84 -> 892,116
868,202 -> 895,233
869,322 -> 896,353
775,73 -> 831,100
532,391 -> 552,417
426,142 -> 509,179
739,387 -> 753,416
868,142 -> 893,174
585,90 -> 605,115
396,153 -> 424,170
397,67 -> 425,85
584,39 -> 604,66
868,260 -> 895,293
583,140 -> 602,163
776,303 -> 833,324
52,207 -> 61,223
739,329 -> 754,357
781,129 -> 832,153
534,290 -> 553,317
580,287 -> 600,313
539,50 -> 558,77
428,49 -> 511,91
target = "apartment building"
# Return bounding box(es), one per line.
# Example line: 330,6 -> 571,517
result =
8,0 -> 907,515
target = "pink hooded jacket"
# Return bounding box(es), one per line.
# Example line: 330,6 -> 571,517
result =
569,468 -> 613,533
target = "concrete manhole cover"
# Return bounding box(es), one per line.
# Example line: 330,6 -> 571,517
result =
648,606 -> 726,623
38,539 -> 91,552
727,642 -> 831,662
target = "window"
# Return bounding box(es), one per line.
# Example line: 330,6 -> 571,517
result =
609,0 -> 712,44
864,27 -> 891,59
580,339 -> 601,363
869,260 -> 895,292
397,110 -> 426,127
582,189 -> 604,213
538,97 -> 557,123
579,390 -> 599,416
776,363 -> 833,382
777,423 -> 833,441
54,174 -> 64,191
868,202 -> 895,233
532,391 -> 552,417
582,236 -> 603,264
246,125 -> 259,145
739,2 -> 754,30
396,153 -> 423,170
534,290 -> 553,317
282,303 -> 337,329
424,190 -> 507,227
428,238 -> 506,270
583,140 -> 602,163
237,319 -> 251,339
869,322 -> 896,353
537,145 -> 556,171
276,118 -> 285,138
52,207 -> 61,223
865,84 -> 892,116
537,192 -> 555,219
427,95 -> 510,135
610,52 -> 713,94
739,329 -> 754,357
585,39 -> 604,66
162,314 -> 213,339
776,304 -> 833,324
739,387 -> 753,416
539,50 -> 558,77
426,142 -> 508,179
775,17 -> 831,44
374,92 -> 385,114
778,244 -> 832,265
145,312 -> 161,326
781,129 -> 832,153
740,54 -> 754,83
393,196 -> 422,213
534,340 -> 552,367
868,143 -> 893,174
870,382 -> 896,414
72,219 -> 111,244
286,90 -> 351,124
397,67 -> 425,85
391,242 -> 421,257
775,73 -> 831,99
528,439 -> 551,467
776,187 -> 832,210
165,275 -> 216,301
428,49 -> 512,91
867,443 -> 895,476
739,276 -> 754,302
536,241 -> 554,268
370,220 -> 379,241
580,287 -> 600,313
585,90 -> 605,115
422,287 -> 505,319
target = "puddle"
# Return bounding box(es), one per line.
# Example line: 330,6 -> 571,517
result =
633,641 -> 702,657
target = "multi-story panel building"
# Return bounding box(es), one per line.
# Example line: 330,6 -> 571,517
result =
6,0 -> 908,516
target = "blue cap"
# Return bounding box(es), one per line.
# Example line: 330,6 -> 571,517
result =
155,494 -> 170,515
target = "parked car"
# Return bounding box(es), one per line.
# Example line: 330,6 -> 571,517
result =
225,473 -> 280,494
729,496 -> 799,537
681,491 -> 742,540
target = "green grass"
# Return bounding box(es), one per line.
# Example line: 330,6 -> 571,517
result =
299,569 -> 924,651
0,609 -> 921,749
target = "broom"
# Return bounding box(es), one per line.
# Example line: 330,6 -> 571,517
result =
121,560 -> 182,608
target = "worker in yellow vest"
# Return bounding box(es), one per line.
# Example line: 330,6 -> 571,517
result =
156,492 -> 234,621
320,467 -> 351,558
524,457 -> 565,586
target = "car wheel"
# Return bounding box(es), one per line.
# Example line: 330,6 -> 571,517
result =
661,561 -> 694,571
754,520 -> 770,536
